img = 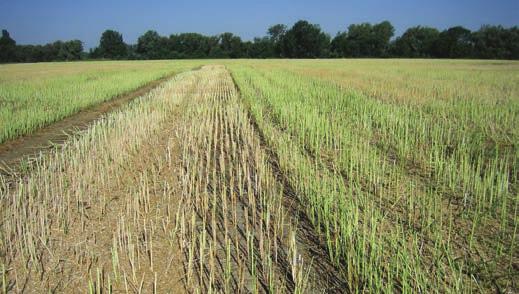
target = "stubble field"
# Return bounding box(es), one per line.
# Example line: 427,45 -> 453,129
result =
0,59 -> 518,293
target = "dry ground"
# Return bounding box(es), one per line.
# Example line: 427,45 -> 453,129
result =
0,65 -> 346,293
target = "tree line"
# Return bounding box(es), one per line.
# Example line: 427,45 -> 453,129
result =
1,20 -> 518,63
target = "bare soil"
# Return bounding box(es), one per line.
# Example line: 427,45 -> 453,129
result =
1,66 -> 348,293
1,71 -> 196,293
0,73 -> 176,169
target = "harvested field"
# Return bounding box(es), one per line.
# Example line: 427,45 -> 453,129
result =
0,59 -> 518,293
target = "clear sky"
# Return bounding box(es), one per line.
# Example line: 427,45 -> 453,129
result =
1,0 -> 518,49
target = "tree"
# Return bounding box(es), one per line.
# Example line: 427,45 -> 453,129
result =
88,47 -> 102,59
125,44 -> 141,60
14,40 -> 82,62
168,33 -> 216,59
372,21 -> 395,57
137,30 -> 169,59
393,26 -> 440,57
4,22 -> 519,62
268,24 -> 287,57
331,21 -> 394,57
433,26 -> 473,58
507,27 -> 519,60
41,43 -> 59,61
99,30 -> 127,59
15,45 -> 38,62
0,29 -> 17,62
206,36 -> 224,58
58,40 -> 83,60
282,20 -> 330,58
472,25 -> 519,59
54,41 -> 66,60
268,24 -> 287,43
220,32 -> 243,58
248,37 -> 275,58
337,23 -> 373,57
331,32 -> 348,57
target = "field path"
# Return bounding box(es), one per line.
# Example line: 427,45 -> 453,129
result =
0,69 -> 201,292
0,71 -> 181,171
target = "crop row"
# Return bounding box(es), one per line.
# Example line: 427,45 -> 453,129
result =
0,68 -> 201,292
0,60 -> 204,144
229,63 -> 518,292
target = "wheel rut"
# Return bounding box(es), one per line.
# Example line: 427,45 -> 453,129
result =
0,69 -> 194,172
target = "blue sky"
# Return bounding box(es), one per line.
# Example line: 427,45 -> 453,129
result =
1,0 -> 518,49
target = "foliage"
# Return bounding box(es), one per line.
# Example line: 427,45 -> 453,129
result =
169,33 -> 217,58
433,26 -> 473,58
0,30 -> 16,62
1,21 -> 519,63
392,26 -> 440,57
332,21 -> 394,57
281,20 -> 330,58
136,30 -> 170,59
99,29 -> 127,59
219,32 -> 244,58
247,37 -> 275,58
267,24 -> 287,57
472,25 -> 519,59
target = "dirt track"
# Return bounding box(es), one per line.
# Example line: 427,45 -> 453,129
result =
0,72 -> 179,170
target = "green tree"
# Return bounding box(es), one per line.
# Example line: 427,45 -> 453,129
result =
54,41 -> 66,60
372,21 -> 395,57
248,37 -> 275,58
88,47 -> 102,59
268,24 -> 287,57
124,44 -> 140,60
99,29 -> 127,59
393,26 -> 440,57
58,40 -> 83,60
433,26 -> 473,58
137,30 -> 169,59
472,25 -> 519,59
207,36 -> 224,58
220,32 -> 243,58
168,33 -> 216,58
282,20 -> 330,58
508,27 -> 519,60
41,43 -> 59,61
0,29 -> 17,62
341,23 -> 373,57
331,21 -> 394,57
15,45 -> 38,62
331,31 -> 348,57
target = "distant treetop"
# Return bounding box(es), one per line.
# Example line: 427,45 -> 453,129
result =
1,21 -> 519,63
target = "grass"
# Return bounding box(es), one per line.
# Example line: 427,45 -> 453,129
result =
0,67 -> 201,292
227,59 -> 519,292
0,60 -> 204,144
0,59 -> 517,293
173,65 -> 336,292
